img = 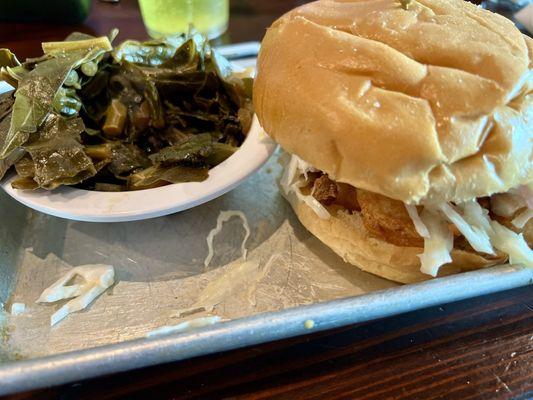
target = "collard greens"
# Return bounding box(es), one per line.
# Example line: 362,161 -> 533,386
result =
0,30 -> 252,191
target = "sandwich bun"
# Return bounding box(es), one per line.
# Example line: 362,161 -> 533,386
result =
254,0 -> 532,205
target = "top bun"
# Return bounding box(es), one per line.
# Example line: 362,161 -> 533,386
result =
254,0 -> 532,205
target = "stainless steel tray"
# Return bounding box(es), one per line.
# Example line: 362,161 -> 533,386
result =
0,152 -> 531,396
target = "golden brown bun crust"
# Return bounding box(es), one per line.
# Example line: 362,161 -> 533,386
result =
286,194 -> 506,283
254,0 -> 532,205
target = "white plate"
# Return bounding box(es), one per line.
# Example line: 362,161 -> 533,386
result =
0,55 -> 276,223
0,63 -> 276,222
0,115 -> 275,222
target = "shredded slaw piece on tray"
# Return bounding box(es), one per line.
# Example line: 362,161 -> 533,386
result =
204,211 -> 251,268
37,264 -> 115,326
147,316 -> 221,337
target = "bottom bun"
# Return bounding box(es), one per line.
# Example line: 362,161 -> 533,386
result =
285,192 -> 506,284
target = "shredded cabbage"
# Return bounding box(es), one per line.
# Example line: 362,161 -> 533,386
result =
452,201 -> 532,267
281,154 -> 330,220
280,154 -> 314,193
204,211 -> 250,268
37,265 -> 115,326
279,154 -> 299,194
417,209 -> 453,276
512,209 -> 533,229
460,201 -> 492,232
294,189 -> 331,219
489,221 -> 533,266
405,204 -> 429,238
438,203 -> 494,255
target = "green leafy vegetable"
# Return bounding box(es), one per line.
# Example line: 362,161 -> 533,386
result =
64,69 -> 81,89
0,47 -> 104,159
24,114 -> 96,189
0,29 -> 253,191
149,133 -> 212,165
107,143 -> 150,177
128,165 -> 208,189
79,70 -> 109,100
11,176 -> 38,190
206,143 -> 238,166
112,38 -> 185,67
0,49 -> 20,68
11,155 -> 38,189
0,93 -> 21,180
0,91 -> 14,120
42,36 -> 113,55
81,60 -> 98,77
14,155 -> 35,177
0,65 -> 30,88
0,143 -> 23,180
53,87 -> 82,117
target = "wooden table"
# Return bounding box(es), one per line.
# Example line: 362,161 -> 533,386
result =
2,1 -> 532,399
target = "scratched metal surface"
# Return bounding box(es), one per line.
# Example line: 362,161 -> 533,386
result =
0,151 -> 399,359
0,150 -> 532,395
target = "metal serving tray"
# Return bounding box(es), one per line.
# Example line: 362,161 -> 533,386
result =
0,57 -> 531,394
0,150 -> 531,395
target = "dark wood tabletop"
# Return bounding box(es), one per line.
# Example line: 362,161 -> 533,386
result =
1,1 -> 532,399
